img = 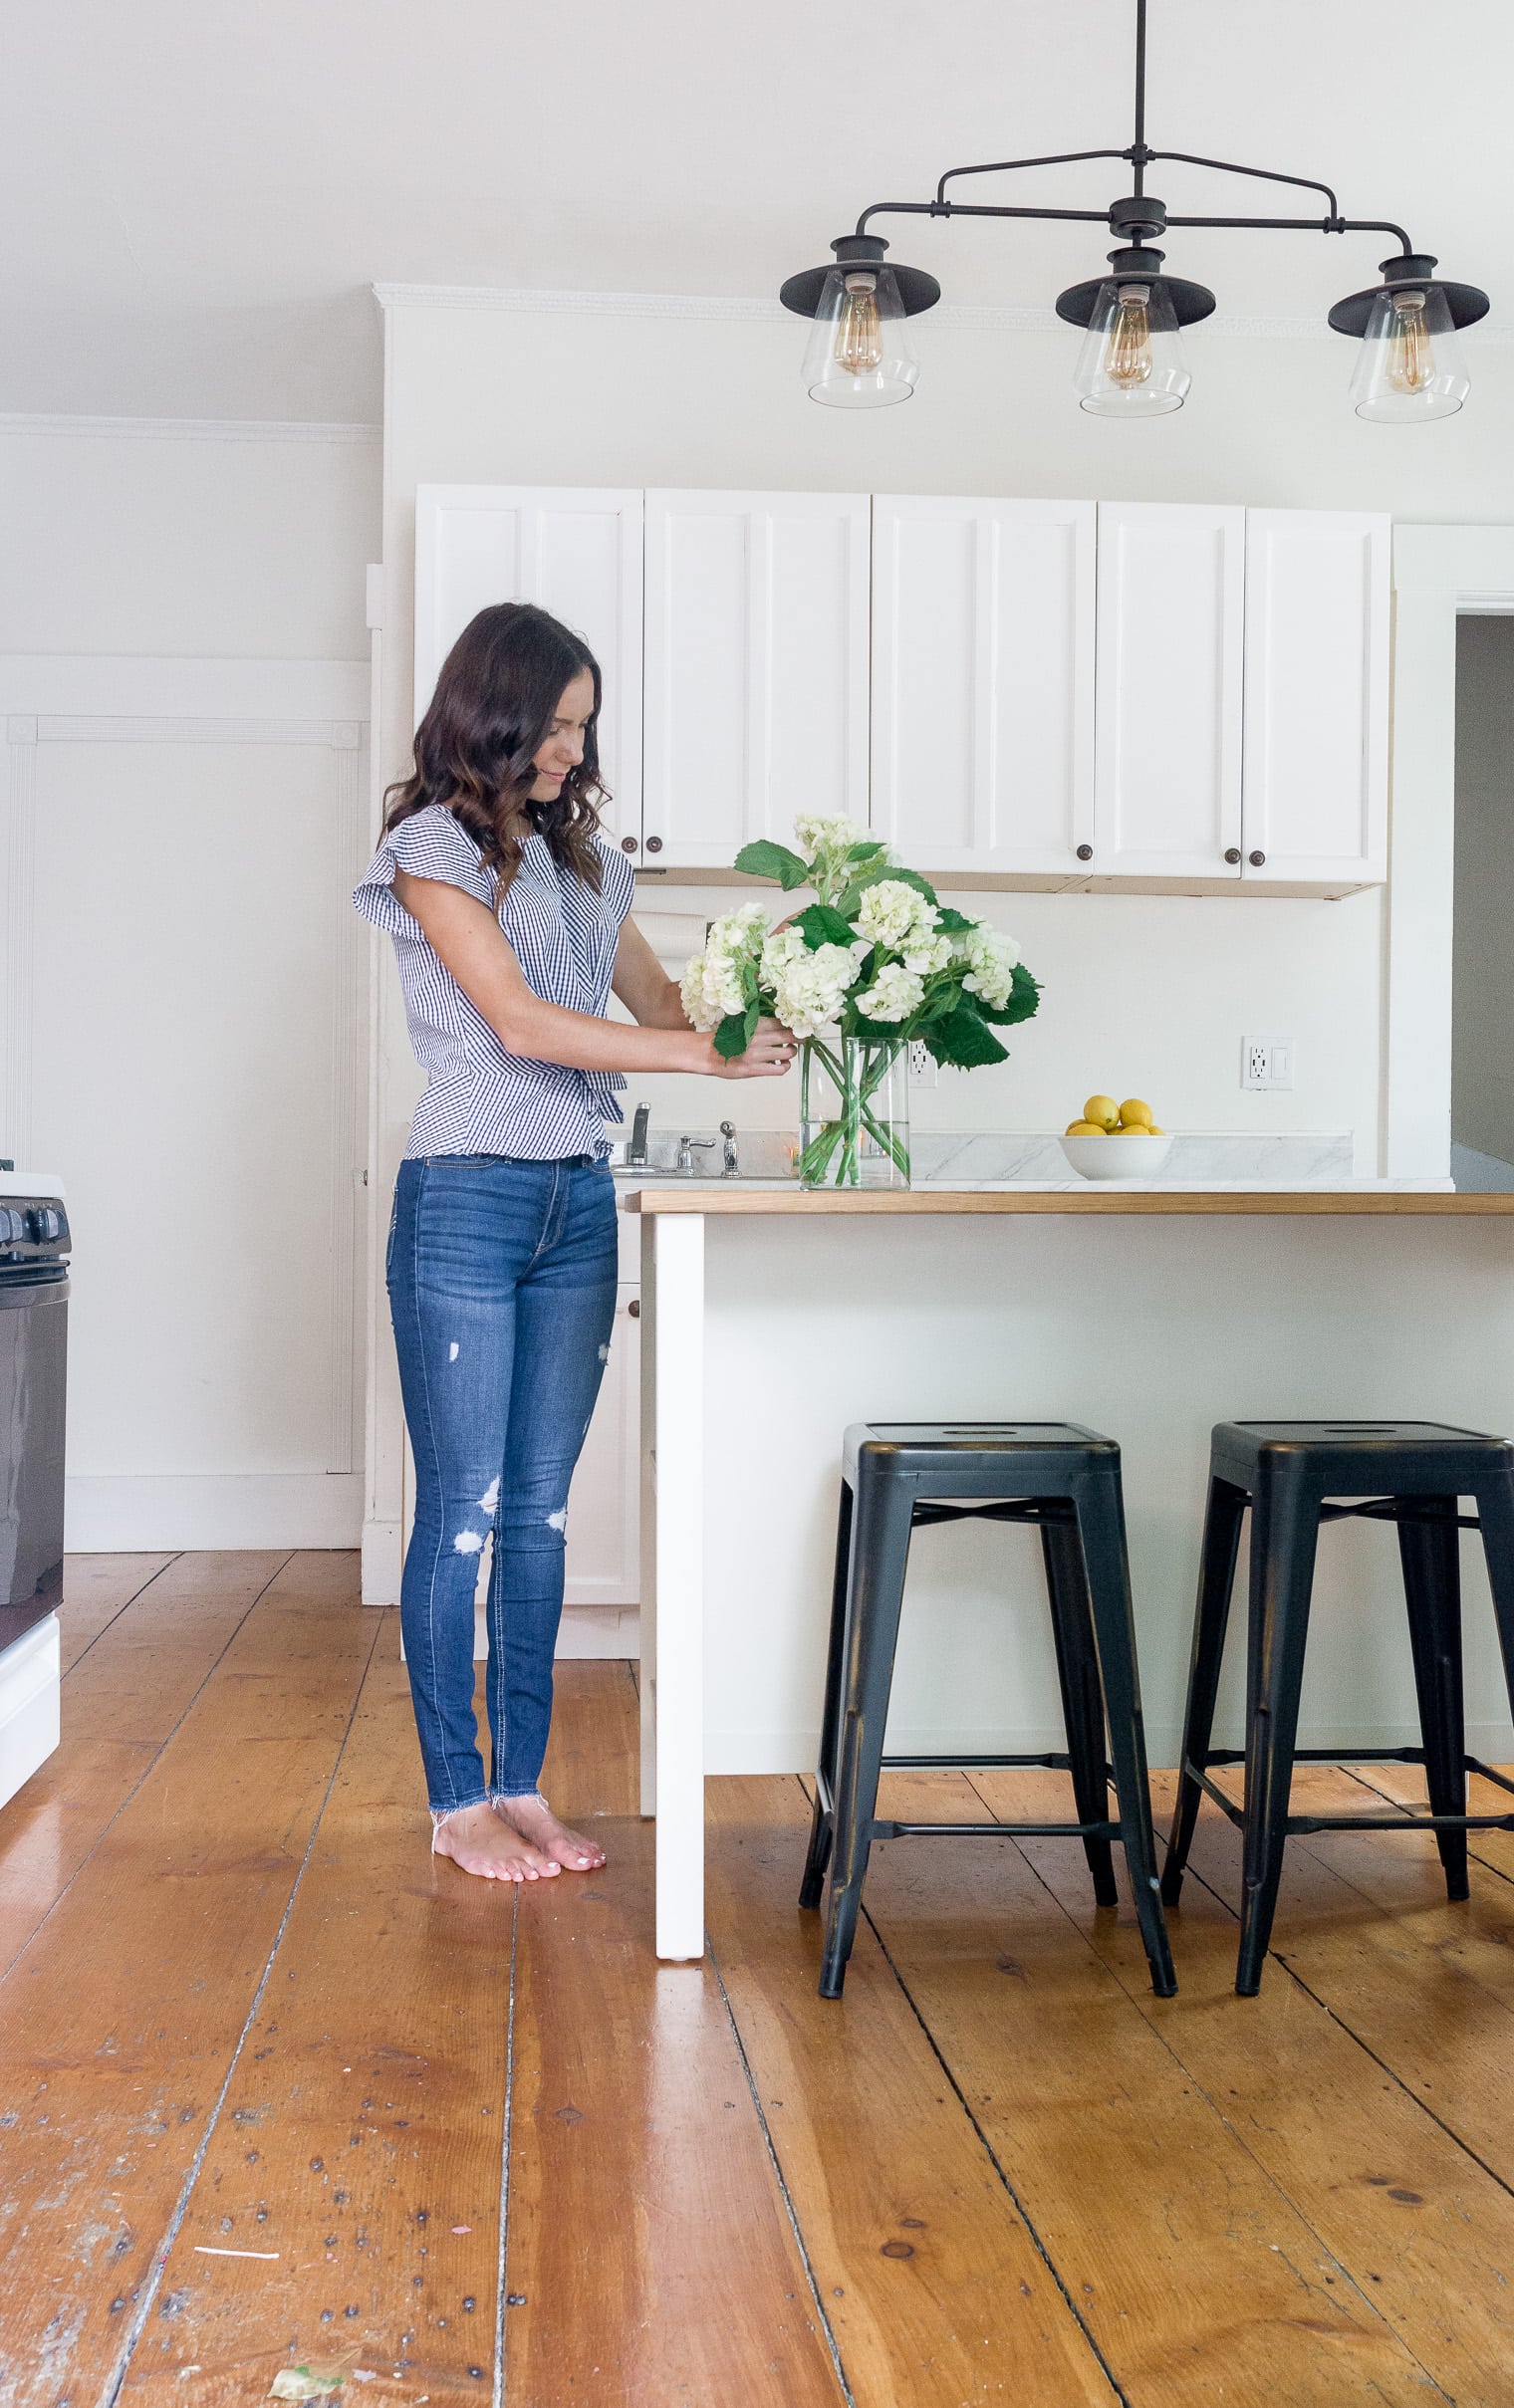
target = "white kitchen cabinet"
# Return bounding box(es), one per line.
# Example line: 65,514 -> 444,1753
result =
412,484 -> 643,850
641,490 -> 870,868
871,496 -> 1097,875
1094,501 -> 1246,878
563,1286 -> 640,1606
1241,510 -> 1389,885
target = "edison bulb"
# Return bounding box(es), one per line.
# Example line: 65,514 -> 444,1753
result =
1385,292 -> 1434,393
835,274 -> 884,375
1103,284 -> 1153,389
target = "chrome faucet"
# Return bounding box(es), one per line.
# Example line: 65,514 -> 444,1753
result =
628,1102 -> 650,1167
676,1133 -> 716,1174
720,1121 -> 739,1176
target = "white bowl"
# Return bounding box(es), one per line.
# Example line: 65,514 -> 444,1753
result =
1059,1132 -> 1174,1181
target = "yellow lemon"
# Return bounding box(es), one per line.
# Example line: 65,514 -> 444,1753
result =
1083,1094 -> 1120,1131
1118,1097 -> 1154,1128
1146,1123 -> 1165,1134
1065,1118 -> 1103,1135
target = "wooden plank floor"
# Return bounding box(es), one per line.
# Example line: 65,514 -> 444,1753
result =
4,1558 -> 1514,2404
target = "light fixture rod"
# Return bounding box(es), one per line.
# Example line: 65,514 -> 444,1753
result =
1132,0 -> 1148,193
934,149 -> 1128,208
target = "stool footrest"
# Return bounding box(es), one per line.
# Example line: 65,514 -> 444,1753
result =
877,1749 -> 1113,1779
871,1817 -> 1124,1842
1185,1748 -> 1514,1837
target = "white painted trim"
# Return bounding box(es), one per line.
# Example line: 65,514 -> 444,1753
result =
1388,525 -> 1514,1177
0,412 -> 379,446
36,714 -> 361,748
372,280 -> 1514,344
646,1211 -> 706,1961
0,656 -> 369,719
66,1474 -> 363,1551
0,1614 -> 60,1808
2,719 -> 37,1163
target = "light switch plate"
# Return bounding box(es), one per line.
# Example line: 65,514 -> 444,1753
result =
1242,1036 -> 1295,1091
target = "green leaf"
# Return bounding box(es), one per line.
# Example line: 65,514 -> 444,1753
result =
794,901 -> 857,950
849,1012 -> 910,1044
879,864 -> 939,906
734,839 -> 810,890
926,1006 -> 1010,1070
934,905 -> 974,933
713,1011 -> 750,1059
974,963 -> 1042,1027
743,997 -> 761,1046
845,839 -> 889,861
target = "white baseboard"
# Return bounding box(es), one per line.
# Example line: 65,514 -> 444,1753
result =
362,1517 -> 404,1603
0,1615 -> 60,1806
66,1473 -> 363,1551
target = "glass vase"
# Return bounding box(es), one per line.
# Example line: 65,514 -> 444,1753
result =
798,1034 -> 911,1190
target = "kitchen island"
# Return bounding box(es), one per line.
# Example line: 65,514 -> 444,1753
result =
627,1185 -> 1514,1958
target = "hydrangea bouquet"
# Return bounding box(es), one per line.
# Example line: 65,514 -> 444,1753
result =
680,816 -> 1041,1188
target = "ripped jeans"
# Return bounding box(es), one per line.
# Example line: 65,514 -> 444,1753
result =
386,1152 -> 619,1816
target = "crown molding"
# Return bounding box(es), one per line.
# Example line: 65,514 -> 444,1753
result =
0,412 -> 380,445
373,278 -> 1508,344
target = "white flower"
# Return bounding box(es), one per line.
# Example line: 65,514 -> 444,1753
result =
768,940 -> 860,1040
901,932 -> 953,977
793,813 -> 869,865
683,903 -> 770,1028
856,878 -> 937,955
957,921 -> 1022,1012
855,962 -> 925,1024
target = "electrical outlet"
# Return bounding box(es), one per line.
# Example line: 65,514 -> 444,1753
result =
1242,1036 -> 1295,1091
907,1040 -> 937,1088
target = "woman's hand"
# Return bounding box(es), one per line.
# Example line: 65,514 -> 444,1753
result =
703,1017 -> 798,1080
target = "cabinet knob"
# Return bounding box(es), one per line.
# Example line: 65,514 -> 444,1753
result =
1249,849 -> 1266,867
620,835 -> 637,853
627,1298 -> 640,1319
1224,847 -> 1241,865
1076,843 -> 1093,862
644,835 -> 663,854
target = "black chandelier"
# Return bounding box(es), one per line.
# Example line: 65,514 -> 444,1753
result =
779,0 -> 1490,422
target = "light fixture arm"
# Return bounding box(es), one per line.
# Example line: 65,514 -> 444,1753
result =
852,0 -> 1418,261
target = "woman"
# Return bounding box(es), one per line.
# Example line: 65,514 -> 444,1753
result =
356,602 -> 794,1883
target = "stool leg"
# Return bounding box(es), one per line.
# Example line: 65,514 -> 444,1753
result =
1073,1471 -> 1177,1999
1041,1514 -> 1119,1907
1162,1476 -> 1248,1906
1398,1496 -> 1469,1902
1236,1463 -> 1319,1996
1473,1466 -> 1514,1744
820,1466 -> 914,1999
800,1477 -> 855,1910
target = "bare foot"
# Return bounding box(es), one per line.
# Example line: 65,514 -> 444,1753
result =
494,1792 -> 607,1873
432,1802 -> 561,1881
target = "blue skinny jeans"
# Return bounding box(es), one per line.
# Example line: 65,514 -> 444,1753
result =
386,1152 -> 619,1816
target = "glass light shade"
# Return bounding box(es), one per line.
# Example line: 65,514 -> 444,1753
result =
1350,284 -> 1470,421
803,265 -> 918,407
1073,279 -> 1191,416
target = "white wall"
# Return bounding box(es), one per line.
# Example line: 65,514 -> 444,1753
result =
0,418 -> 380,1548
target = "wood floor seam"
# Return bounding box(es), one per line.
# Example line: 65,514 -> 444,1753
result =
857,1897 -> 1130,2408
0,1549 -> 297,1994
1340,1761 -> 1514,1891
493,1888 -> 519,2408
704,1933 -> 855,2408
58,1550 -> 189,1683
98,1606 -> 386,2408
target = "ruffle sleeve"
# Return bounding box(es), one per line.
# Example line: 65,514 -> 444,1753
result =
354,805 -> 495,936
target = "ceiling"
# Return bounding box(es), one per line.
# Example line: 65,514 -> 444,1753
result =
2,0 -> 1507,422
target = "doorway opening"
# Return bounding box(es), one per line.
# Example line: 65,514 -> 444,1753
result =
1451,613 -> 1514,1190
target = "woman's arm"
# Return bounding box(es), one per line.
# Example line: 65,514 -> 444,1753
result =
610,914 -> 698,1031
392,872 -> 794,1079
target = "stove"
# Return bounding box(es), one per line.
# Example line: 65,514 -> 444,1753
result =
0,1169 -> 69,1806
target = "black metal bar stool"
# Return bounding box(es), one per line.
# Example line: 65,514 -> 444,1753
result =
799,1421 -> 1176,2001
1162,1419 -> 1514,1995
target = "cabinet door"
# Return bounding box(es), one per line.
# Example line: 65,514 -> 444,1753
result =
871,496 -> 1096,874
563,1288 -> 640,1606
1241,510 -> 1389,884
642,490 -> 870,868
413,485 -> 643,849
1094,502 -> 1246,877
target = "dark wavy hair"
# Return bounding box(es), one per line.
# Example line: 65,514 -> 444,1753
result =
383,602 -> 608,894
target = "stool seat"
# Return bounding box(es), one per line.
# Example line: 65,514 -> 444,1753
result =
1163,1417 -> 1514,1994
801,1419 -> 1176,2001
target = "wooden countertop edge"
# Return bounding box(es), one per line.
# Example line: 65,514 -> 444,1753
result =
622,1187 -> 1514,1217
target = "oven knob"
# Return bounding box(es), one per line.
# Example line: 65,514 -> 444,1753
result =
28,1207 -> 62,1243
0,1207 -> 18,1244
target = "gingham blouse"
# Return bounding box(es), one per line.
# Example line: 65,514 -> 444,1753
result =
355,804 -> 635,1161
